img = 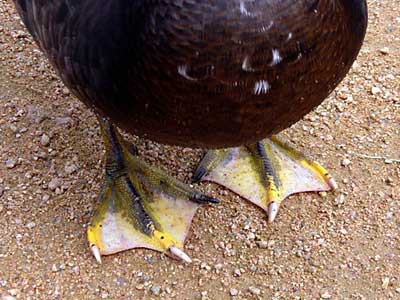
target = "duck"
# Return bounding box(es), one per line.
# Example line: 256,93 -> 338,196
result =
13,0 -> 368,263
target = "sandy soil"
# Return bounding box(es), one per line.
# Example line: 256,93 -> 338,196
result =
0,1 -> 399,299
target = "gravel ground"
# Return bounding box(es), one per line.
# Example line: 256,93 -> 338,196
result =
0,1 -> 399,299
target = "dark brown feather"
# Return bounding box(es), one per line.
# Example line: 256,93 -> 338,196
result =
13,0 -> 368,147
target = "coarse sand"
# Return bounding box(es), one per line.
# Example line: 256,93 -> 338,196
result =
0,1 -> 399,299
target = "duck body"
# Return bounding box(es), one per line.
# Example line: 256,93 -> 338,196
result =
13,0 -> 368,263
14,0 -> 367,148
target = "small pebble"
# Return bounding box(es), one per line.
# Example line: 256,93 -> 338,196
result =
51,264 -> 58,272
72,266 -> 80,275
385,177 -> 393,185
335,194 -> 345,206
230,288 -> 238,296
247,232 -> 255,240
64,163 -> 78,174
62,87 -> 70,95
341,158 -> 351,166
55,116 -> 72,126
151,284 -> 161,295
40,134 -> 50,146
382,277 -> 390,289
48,178 -> 61,191
248,286 -> 261,295
26,222 -> 36,229
41,194 -> 50,203
319,191 -> 328,197
379,47 -> 390,54
7,290 -> 17,297
5,159 -> 16,169
201,262 -> 211,271
256,240 -> 269,249
321,292 -> 332,299
9,124 -> 18,133
371,86 -> 381,95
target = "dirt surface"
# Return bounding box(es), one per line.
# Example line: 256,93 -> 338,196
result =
0,1 -> 399,299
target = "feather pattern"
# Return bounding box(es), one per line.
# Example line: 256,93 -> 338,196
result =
13,0 -> 367,147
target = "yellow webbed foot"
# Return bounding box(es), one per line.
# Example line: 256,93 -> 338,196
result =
87,119 -> 218,263
193,136 -> 336,223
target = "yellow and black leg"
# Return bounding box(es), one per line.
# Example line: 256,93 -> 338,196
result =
87,118 -> 218,263
193,136 -> 337,223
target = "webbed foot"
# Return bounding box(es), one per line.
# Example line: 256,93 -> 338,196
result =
87,119 -> 218,263
193,136 -> 336,223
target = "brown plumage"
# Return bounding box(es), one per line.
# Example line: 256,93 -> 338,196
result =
13,0 -> 367,147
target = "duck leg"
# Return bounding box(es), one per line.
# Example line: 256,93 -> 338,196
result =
193,136 -> 337,223
87,118 -> 218,263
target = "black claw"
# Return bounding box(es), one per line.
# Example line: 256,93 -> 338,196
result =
191,167 -> 207,183
190,192 -> 220,204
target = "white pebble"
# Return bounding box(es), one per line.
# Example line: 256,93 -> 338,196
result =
26,222 -> 36,229
335,194 -> 345,205
341,158 -> 351,166
151,284 -> 161,295
382,277 -> 390,289
72,266 -> 80,275
8,289 -> 18,297
379,47 -> 390,55
371,86 -> 381,95
256,240 -> 269,249
249,286 -> 261,295
48,178 -> 61,191
247,232 -> 255,240
229,288 -> 238,296
62,88 -> 70,95
5,159 -> 16,169
319,191 -> 328,197
64,163 -> 78,174
233,268 -> 241,277
321,292 -> 332,299
40,134 -> 50,146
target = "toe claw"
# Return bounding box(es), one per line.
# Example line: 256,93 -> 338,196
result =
91,244 -> 102,264
267,201 -> 279,223
327,177 -> 338,190
190,192 -> 220,204
169,247 -> 192,263
191,167 -> 207,183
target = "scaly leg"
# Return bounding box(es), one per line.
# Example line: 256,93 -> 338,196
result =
193,136 -> 336,223
87,118 -> 218,263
